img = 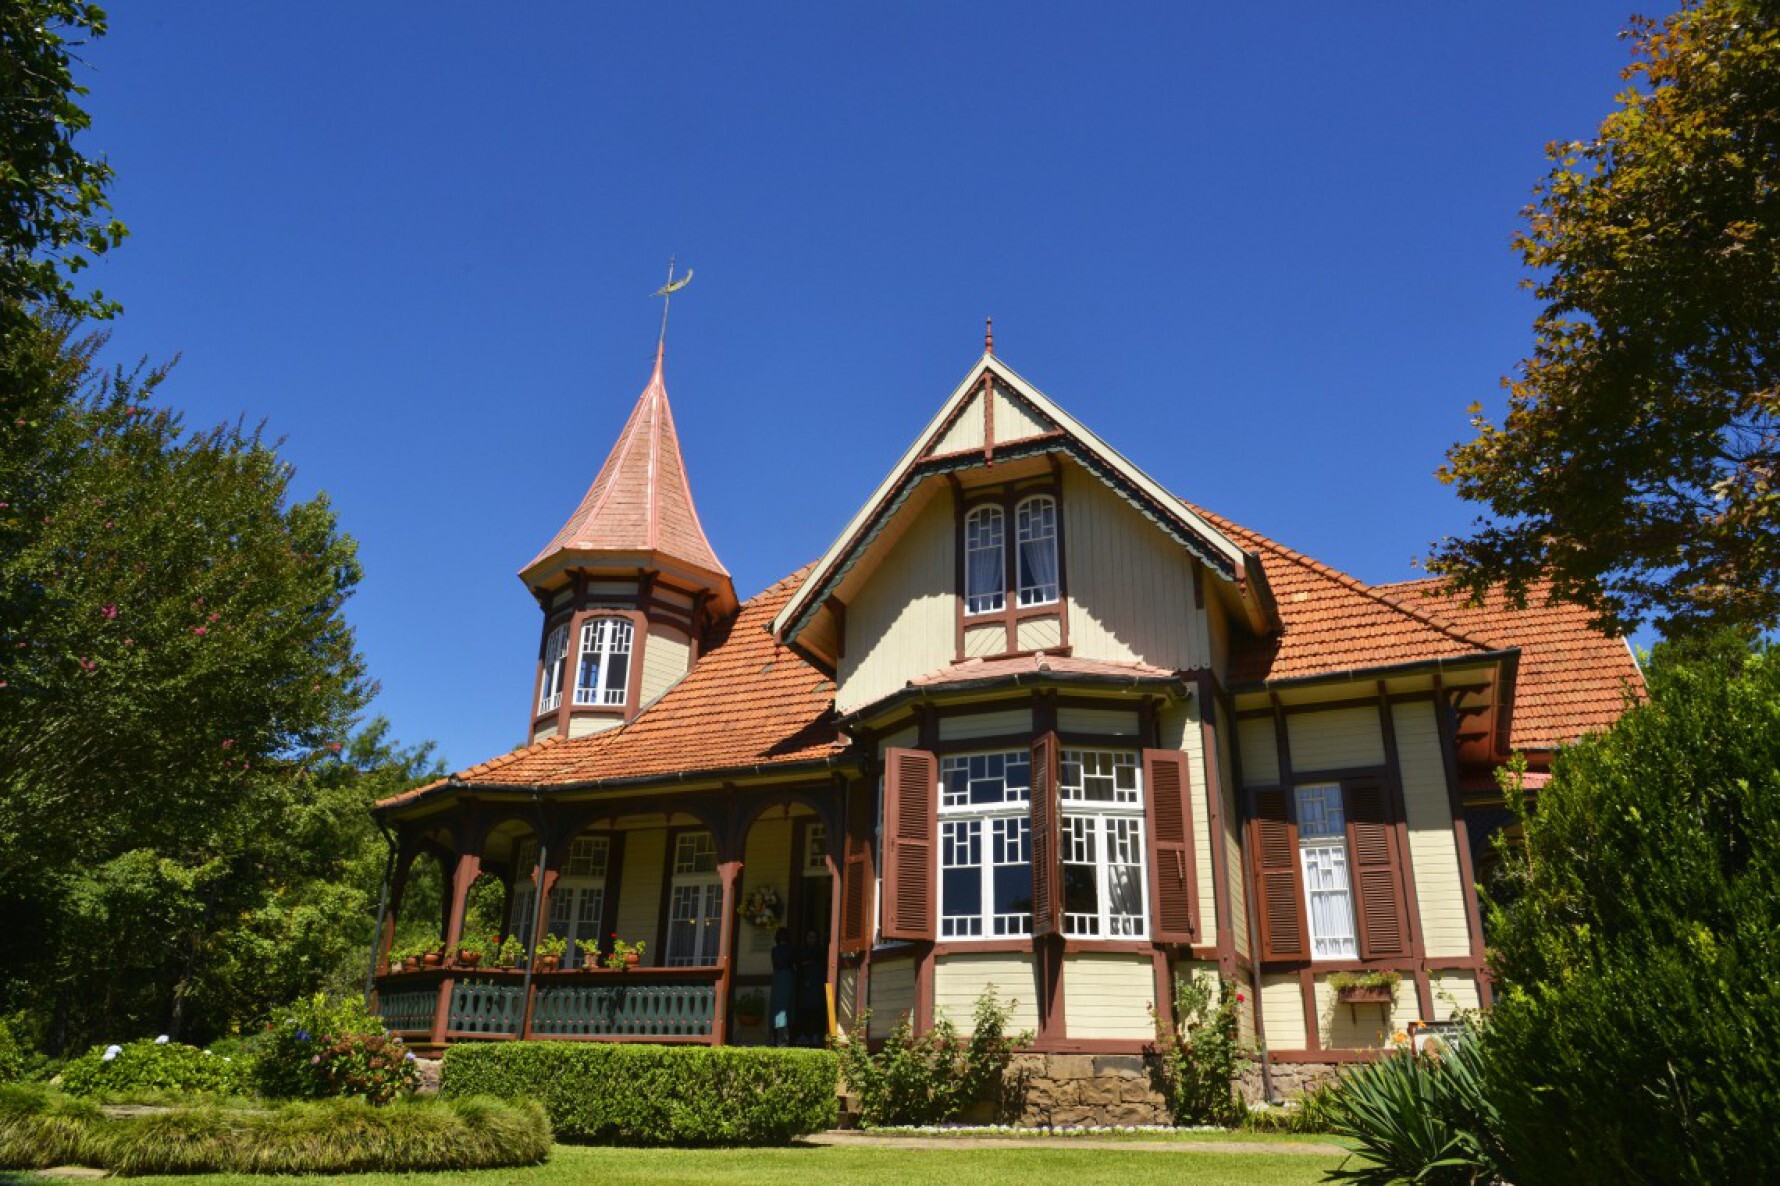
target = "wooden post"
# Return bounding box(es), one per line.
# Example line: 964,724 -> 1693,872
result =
713,857 -> 742,1045
431,850 -> 481,1046
518,840 -> 553,1039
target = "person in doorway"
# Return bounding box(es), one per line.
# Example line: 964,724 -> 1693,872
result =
768,927 -> 796,1047
797,926 -> 827,1045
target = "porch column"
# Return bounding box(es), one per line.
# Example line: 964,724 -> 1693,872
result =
519,843 -> 561,1039
431,848 -> 482,1046
713,856 -> 742,1044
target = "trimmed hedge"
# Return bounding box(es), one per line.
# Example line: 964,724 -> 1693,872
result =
0,1086 -> 551,1175
442,1042 -> 838,1145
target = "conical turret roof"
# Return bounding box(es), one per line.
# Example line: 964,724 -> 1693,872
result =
521,344 -> 730,590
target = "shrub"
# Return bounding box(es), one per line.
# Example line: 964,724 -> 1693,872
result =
1482,647 -> 1780,1183
835,989 -> 1028,1127
253,993 -> 417,1102
0,1020 -> 23,1084
58,1039 -> 249,1099
443,1042 -> 837,1145
1240,1080 -> 1340,1134
0,1084 -> 105,1169
1154,973 -> 1246,1126
1324,1040 -> 1505,1186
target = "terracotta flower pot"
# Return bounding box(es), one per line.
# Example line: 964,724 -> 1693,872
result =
623,952 -> 640,967
540,955 -> 560,972
458,951 -> 482,968
1335,984 -> 1395,1005
403,957 -> 420,972
422,951 -> 442,968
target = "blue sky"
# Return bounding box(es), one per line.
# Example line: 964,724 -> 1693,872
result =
80,3 -> 1644,769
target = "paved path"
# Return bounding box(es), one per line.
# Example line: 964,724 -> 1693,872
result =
804,1132 -> 1349,1157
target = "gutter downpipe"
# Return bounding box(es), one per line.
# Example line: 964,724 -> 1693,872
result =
364,820 -> 398,1007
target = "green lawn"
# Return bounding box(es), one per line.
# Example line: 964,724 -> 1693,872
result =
6,1138 -> 1347,1186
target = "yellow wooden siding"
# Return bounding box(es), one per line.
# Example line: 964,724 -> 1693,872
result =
1260,973 -> 1307,1049
640,623 -> 691,705
964,623 -> 1004,656
1207,595 -> 1231,683
933,954 -> 1041,1032
1178,701 -> 1219,947
939,707 -> 1032,742
614,828 -> 666,965
1062,953 -> 1156,1039
836,966 -> 861,1032
565,715 -> 620,739
868,959 -> 917,1038
990,384 -> 1052,444
1430,971 -> 1481,1021
1286,706 -> 1385,772
1061,467 -> 1210,671
837,493 -> 956,714
931,389 -> 988,455
737,816 -> 794,977
1316,974 -> 1418,1049
1015,615 -> 1062,652
1392,701 -> 1472,958
1058,705 -> 1141,737
1237,717 -> 1279,786
1223,733 -> 1249,959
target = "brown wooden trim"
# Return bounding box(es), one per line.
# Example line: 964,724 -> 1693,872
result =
954,479 -> 1068,660
1265,1048 -> 1387,1064
983,371 -> 996,463
1434,679 -> 1492,1006
1299,965 -> 1321,1054
1027,1036 -> 1150,1054
1198,678 -> 1237,979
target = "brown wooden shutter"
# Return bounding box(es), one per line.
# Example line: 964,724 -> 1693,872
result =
1030,733 -> 1062,938
881,748 -> 938,942
1345,780 -> 1409,959
839,778 -> 876,954
1252,788 -> 1307,960
1142,748 -> 1196,944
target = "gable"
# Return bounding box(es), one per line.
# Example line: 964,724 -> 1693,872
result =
772,352 -> 1276,669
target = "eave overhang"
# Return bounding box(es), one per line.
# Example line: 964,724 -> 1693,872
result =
836,668 -> 1193,732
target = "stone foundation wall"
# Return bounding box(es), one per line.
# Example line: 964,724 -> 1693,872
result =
1003,1053 -> 1171,1127
1238,1059 -> 1340,1103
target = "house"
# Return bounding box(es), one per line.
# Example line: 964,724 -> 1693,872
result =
370,328 -> 1642,1118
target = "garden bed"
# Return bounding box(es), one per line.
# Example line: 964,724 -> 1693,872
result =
0,1085 -> 551,1176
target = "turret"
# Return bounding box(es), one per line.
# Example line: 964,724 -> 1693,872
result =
519,343 -> 736,742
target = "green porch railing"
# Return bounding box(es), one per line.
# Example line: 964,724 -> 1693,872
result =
531,979 -> 716,1038
448,979 -> 527,1035
377,989 -> 436,1035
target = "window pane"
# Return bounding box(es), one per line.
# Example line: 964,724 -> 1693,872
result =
940,751 -> 1031,807
1015,496 -> 1059,606
991,817 -> 1032,935
965,507 -> 1005,614
1295,784 -> 1346,841
1061,750 -> 1140,804
941,820 -> 983,938
1062,816 -> 1100,935
602,652 -> 629,704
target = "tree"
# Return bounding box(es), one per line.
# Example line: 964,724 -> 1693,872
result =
1432,1 -> 1780,638
1480,639 -> 1780,1182
0,2 -> 127,321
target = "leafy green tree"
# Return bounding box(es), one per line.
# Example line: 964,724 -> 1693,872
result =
1481,640 -> 1780,1182
0,2 -> 127,320
1432,1 -> 1780,637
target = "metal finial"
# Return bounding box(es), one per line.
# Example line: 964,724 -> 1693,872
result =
653,256 -> 693,347
984,316 -> 994,355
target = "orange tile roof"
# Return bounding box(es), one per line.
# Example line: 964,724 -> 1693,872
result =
377,566 -> 840,808
1184,502 -> 1500,686
521,344 -> 728,582
1373,577 -> 1645,750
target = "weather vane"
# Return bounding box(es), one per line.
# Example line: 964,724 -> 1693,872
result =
653,256 -> 693,347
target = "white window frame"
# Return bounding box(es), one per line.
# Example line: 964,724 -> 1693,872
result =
538,624 -> 569,714
1015,495 -> 1060,607
573,617 -> 633,707
963,505 -> 1006,615
803,823 -> 828,875
938,750 -> 1033,939
549,835 -> 610,968
665,831 -> 722,967
1295,784 -> 1358,960
1059,748 -> 1147,938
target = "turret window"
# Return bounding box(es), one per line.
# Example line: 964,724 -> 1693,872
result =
964,506 -> 1006,614
574,617 -> 633,707
538,625 -> 569,714
1016,495 -> 1060,606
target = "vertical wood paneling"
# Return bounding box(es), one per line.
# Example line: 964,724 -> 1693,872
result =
614,829 -> 666,961
737,816 -> 793,976
991,384 -> 1052,444
1286,707 -> 1385,771
1061,468 -> 1209,671
931,389 -> 987,454
640,624 -> 691,705
1058,705 -> 1140,736
938,708 -> 1032,741
1393,701 -> 1473,959
837,492 -> 957,714
1237,717 -> 1280,786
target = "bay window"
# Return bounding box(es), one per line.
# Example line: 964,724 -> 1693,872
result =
573,617 -> 633,707
938,751 -> 1033,938
1059,748 -> 1147,937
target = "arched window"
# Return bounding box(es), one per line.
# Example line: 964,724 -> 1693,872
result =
538,623 -> 569,714
1015,495 -> 1060,606
964,505 -> 1006,614
574,617 -> 634,707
